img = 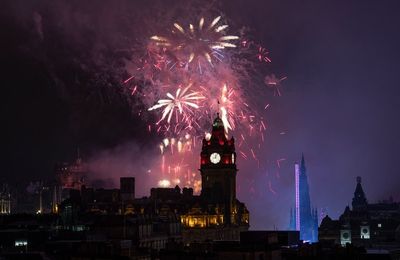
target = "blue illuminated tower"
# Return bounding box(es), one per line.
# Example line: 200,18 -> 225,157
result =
290,154 -> 318,242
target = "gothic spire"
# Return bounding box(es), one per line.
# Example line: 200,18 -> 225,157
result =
352,176 -> 368,211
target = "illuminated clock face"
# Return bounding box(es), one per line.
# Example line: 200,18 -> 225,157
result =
210,153 -> 221,164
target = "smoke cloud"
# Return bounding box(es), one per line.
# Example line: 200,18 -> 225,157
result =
86,141 -> 160,197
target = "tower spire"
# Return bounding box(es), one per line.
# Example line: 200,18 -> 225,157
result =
352,176 -> 368,211
297,153 -> 317,242
217,99 -> 220,116
300,153 -> 306,175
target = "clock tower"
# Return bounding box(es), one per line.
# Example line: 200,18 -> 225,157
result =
180,114 -> 249,242
200,114 -> 237,224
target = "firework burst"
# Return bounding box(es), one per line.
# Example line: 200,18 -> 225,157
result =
120,7 -> 284,195
151,16 -> 239,71
148,83 -> 205,124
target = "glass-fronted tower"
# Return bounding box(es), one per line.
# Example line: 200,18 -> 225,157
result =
290,154 -> 318,242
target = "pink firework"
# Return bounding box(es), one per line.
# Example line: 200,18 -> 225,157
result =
257,46 -> 272,63
264,74 -> 287,96
121,10 -> 283,192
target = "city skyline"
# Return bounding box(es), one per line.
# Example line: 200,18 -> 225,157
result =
3,0 -> 400,231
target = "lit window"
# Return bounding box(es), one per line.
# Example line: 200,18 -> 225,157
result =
378,223 -> 382,228
15,240 -> 28,247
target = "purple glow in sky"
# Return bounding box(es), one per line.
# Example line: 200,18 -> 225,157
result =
2,0 -> 400,229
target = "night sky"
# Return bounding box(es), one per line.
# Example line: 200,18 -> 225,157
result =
2,0 -> 400,229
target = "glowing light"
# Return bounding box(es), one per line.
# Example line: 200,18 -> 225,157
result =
163,138 -> 170,147
295,163 -> 300,231
158,179 -> 171,188
178,140 -> 183,152
219,84 -> 234,133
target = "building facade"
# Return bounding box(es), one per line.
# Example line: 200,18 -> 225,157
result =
319,176 -> 400,247
53,155 -> 88,213
0,192 -> 11,215
180,115 -> 250,242
53,116 -> 248,246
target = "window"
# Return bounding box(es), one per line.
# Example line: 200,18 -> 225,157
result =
15,240 -> 28,247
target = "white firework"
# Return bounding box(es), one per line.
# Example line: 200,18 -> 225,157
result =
151,16 -> 239,68
148,84 -> 204,123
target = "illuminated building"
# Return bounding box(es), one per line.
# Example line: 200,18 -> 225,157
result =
53,154 -> 88,211
55,156 -> 87,191
48,116 -> 248,245
180,114 -> 249,242
289,155 -> 318,242
0,192 -> 11,215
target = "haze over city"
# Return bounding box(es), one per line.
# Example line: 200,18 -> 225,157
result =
3,0 -> 400,232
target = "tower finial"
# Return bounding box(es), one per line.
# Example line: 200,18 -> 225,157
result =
300,153 -> 306,172
356,176 -> 361,184
217,99 -> 220,119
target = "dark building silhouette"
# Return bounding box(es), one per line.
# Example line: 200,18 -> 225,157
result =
290,154 -> 318,242
319,176 -> 400,248
352,176 -> 368,211
59,115 -> 249,243
0,116 -> 251,258
120,177 -> 135,201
